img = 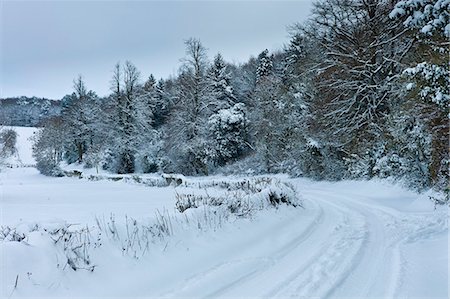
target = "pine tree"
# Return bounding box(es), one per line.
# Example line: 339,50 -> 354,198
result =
256,49 -> 273,84
206,53 -> 236,112
208,103 -> 248,166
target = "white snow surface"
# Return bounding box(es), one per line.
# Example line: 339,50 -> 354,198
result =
1,168 -> 447,298
0,129 -> 448,298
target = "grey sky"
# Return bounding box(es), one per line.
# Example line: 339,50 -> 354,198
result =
1,1 -> 313,99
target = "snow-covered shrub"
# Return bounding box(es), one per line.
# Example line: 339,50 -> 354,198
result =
388,114 -> 432,189
64,170 -> 83,178
175,193 -> 226,213
44,224 -> 96,272
343,153 -> 371,179
215,153 -> 268,176
274,157 -> 303,178
267,188 -> 295,207
139,155 -> 159,173
134,132 -> 163,173
175,178 -> 301,215
343,145 -> 385,180
1,223 -> 96,272
0,226 -> 28,242
429,190 -> 449,207
298,140 -> 347,181
0,128 -> 17,158
127,175 -> 169,187
94,212 -> 175,259
184,176 -> 273,192
373,154 -> 404,178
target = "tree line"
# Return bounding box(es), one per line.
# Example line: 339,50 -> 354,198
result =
0,97 -> 61,127
33,0 -> 448,191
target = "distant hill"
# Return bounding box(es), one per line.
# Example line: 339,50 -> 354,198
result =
0,97 -> 61,127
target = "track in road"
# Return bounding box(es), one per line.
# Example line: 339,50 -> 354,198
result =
156,181 -> 448,298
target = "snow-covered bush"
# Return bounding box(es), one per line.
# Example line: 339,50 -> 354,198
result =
373,154 -> 404,178
0,226 -> 28,242
175,178 -> 301,216
0,128 -> 17,158
298,141 -> 347,181
215,153 -> 269,176
388,115 -> 432,189
1,223 -> 96,272
45,224 -> 96,272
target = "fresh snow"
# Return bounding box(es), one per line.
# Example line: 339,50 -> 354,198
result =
0,127 -> 448,298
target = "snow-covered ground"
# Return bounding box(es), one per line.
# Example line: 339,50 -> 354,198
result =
0,127 -> 448,298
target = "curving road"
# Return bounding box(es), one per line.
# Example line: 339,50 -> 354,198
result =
155,180 -> 448,299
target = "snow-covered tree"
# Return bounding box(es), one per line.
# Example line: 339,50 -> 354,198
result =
208,103 -> 248,166
390,0 -> 450,37
108,61 -> 156,173
61,75 -> 101,163
0,128 -> 17,159
206,53 -> 236,112
295,0 -> 416,178
32,117 -> 66,176
256,49 -> 273,84
390,0 -> 449,188
164,38 -> 211,174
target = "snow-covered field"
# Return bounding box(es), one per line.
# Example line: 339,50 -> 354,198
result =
0,127 -> 448,298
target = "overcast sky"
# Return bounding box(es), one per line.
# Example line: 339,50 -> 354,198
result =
1,1 -> 313,99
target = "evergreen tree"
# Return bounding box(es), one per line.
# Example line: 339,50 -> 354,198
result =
208,103 -> 248,166
391,0 -> 449,188
256,49 -> 273,84
206,53 -> 236,112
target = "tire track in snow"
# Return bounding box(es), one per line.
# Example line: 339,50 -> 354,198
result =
202,201 -> 328,299
321,196 -> 392,298
158,184 -> 446,299
263,197 -> 368,298
159,200 -> 326,298
339,194 -> 446,298
203,195 -> 367,299
199,196 -> 359,298
301,189 -> 445,298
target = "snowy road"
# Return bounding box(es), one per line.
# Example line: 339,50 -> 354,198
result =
152,180 -> 448,299
1,168 -> 448,298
